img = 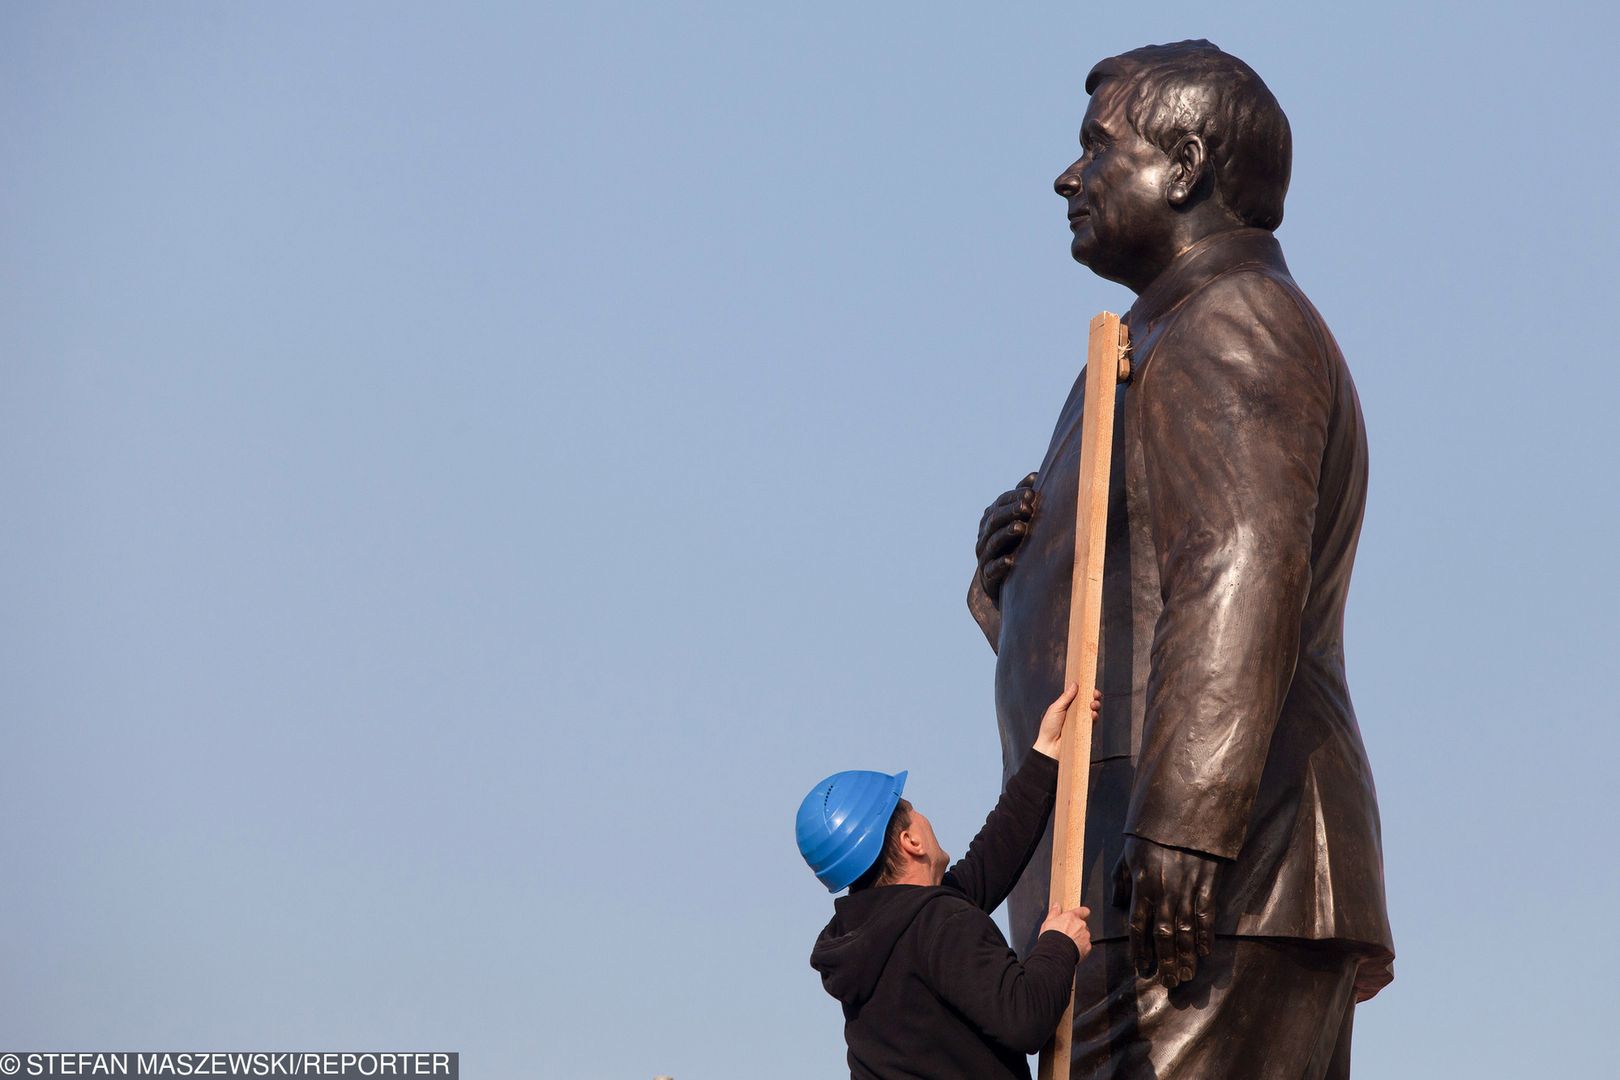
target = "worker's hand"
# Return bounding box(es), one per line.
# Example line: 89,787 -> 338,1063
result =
1111,836 -> 1221,989
975,473 -> 1039,606
1032,684 -> 1103,760
1039,903 -> 1092,959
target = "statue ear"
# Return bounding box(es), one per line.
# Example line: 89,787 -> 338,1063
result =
1165,134 -> 1208,207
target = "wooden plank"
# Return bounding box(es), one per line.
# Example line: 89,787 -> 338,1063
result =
1037,312 -> 1128,1080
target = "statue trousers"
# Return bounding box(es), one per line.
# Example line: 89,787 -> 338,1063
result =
1069,936 -> 1358,1080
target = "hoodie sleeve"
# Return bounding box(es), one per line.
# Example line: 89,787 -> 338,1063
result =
920,903 -> 1080,1055
941,750 -> 1059,912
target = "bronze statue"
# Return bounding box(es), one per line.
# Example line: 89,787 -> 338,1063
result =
968,41 -> 1394,1078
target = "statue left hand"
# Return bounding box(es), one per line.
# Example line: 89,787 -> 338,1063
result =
1112,836 -> 1221,988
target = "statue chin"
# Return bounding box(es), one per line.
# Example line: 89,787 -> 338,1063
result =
1070,239 -> 1131,289
1069,227 -> 1124,282
1069,230 -> 1096,267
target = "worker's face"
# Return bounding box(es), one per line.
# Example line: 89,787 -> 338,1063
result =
905,810 -> 950,886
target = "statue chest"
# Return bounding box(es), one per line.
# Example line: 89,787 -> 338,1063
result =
994,363 -> 1158,764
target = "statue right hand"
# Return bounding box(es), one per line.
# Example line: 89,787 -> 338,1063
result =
1040,902 -> 1092,959
975,472 -> 1039,606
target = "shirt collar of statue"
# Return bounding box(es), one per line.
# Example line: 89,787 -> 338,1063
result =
1124,226 -> 1289,331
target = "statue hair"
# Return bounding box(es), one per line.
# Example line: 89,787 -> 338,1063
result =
1086,40 -> 1292,231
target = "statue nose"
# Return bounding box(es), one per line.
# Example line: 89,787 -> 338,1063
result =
1055,170 -> 1081,198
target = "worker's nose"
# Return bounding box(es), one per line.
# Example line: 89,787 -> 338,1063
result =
1054,162 -> 1082,198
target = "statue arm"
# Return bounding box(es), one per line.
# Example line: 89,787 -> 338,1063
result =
1126,275 -> 1331,859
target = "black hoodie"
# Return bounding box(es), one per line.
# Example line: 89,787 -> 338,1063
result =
810,751 -> 1080,1080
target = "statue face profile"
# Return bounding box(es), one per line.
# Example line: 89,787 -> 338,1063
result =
1052,41 -> 1293,295
1053,79 -> 1179,291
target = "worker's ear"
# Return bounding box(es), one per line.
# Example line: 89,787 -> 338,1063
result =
897,827 -> 927,858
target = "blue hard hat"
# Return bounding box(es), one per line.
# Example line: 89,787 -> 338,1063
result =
795,768 -> 908,893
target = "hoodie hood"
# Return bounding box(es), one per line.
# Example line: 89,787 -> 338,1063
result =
809,884 -> 959,1007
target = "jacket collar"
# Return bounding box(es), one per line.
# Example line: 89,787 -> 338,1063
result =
1125,227 -> 1290,330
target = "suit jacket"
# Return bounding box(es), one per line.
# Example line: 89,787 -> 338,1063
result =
972,227 -> 1394,998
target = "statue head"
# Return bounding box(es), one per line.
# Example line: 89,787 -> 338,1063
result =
1054,40 -> 1292,292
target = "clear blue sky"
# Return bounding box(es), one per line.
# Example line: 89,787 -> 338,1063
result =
3,2 -> 1617,1077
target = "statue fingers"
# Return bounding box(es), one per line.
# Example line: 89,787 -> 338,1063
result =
976,495 -> 1016,554
980,555 -> 1018,593
1153,893 -> 1179,987
1194,871 -> 1217,958
978,487 -> 1021,534
976,495 -> 1037,558
1173,909 -> 1197,985
978,521 -> 1029,564
1127,874 -> 1154,977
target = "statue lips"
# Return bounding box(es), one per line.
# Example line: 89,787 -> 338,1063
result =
1068,208 -> 1090,232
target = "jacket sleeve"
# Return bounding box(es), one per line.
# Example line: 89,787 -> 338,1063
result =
942,750 -> 1059,912
1127,272 -> 1331,859
922,905 -> 1080,1055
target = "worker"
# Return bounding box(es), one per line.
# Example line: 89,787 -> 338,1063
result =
798,684 -> 1098,1079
